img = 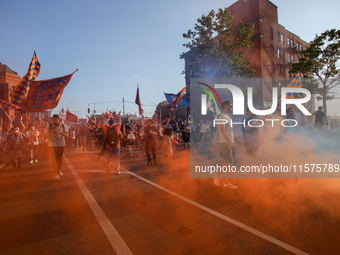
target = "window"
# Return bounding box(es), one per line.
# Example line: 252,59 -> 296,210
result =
270,45 -> 274,57
277,48 -> 281,59
281,34 -> 284,45
305,46 -> 307,51
270,27 -> 273,39
296,42 -> 300,51
287,37 -> 290,47
272,62 -> 275,74
277,32 -> 280,43
278,64 -> 281,74
287,53 -> 291,63
291,39 -> 294,48
291,54 -> 295,63
300,44 -> 303,51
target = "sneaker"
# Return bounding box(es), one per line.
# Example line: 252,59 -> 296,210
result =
147,159 -> 152,166
130,155 -> 135,158
54,174 -> 60,181
35,159 -> 38,163
223,182 -> 238,189
29,160 -> 34,164
117,170 -> 121,175
213,178 -> 220,186
59,170 -> 63,176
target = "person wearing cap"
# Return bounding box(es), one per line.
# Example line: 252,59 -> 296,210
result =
45,114 -> 69,181
103,111 -> 122,174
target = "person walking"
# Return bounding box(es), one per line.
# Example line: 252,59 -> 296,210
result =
45,114 -> 69,181
6,126 -> 27,170
103,112 -> 122,174
213,100 -> 242,189
144,120 -> 158,165
27,123 -> 40,164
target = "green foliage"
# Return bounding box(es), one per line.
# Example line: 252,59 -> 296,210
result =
180,8 -> 256,79
291,29 -> 340,113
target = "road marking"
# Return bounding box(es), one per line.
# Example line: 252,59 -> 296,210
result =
64,155 -> 133,255
90,152 -> 309,255
76,169 -> 106,173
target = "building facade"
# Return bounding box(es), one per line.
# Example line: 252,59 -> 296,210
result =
0,63 -> 21,129
184,0 -> 314,111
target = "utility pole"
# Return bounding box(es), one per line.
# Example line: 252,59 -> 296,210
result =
123,97 -> 125,119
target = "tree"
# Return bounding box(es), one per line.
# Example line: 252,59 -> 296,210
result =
153,100 -> 167,121
180,8 -> 256,79
291,29 -> 340,114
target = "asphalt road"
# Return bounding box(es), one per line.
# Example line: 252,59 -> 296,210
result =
0,144 -> 339,255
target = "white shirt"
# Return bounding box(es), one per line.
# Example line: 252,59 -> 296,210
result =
218,113 -> 234,144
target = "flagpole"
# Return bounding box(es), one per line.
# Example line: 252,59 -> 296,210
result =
0,105 -> 12,121
123,97 -> 125,119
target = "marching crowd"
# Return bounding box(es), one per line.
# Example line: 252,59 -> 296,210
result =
0,111 -> 194,180
0,105 -> 336,182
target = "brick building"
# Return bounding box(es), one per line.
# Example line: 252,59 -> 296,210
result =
0,63 -> 21,129
184,0 -> 314,111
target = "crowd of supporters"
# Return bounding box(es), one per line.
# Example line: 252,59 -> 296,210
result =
1,106 -> 339,172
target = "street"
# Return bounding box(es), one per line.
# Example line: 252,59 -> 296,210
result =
0,145 -> 339,255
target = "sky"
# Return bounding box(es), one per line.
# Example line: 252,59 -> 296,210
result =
1,0 -> 340,118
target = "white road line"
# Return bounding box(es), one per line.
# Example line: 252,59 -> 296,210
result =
64,155 -> 133,255
90,152 -> 310,255
76,170 -> 106,173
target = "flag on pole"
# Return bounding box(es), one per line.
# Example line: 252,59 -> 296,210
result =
277,74 -> 302,114
135,84 -> 143,116
22,72 -> 75,112
172,85 -> 188,106
42,111 -> 53,125
11,51 -> 41,106
86,115 -> 97,127
164,93 -> 190,106
66,110 -> 78,123
12,114 -> 24,129
65,110 -> 77,128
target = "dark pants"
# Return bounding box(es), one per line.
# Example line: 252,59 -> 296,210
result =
145,143 -> 156,162
49,147 -> 65,174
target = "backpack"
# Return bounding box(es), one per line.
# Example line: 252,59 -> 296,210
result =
106,126 -> 119,147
